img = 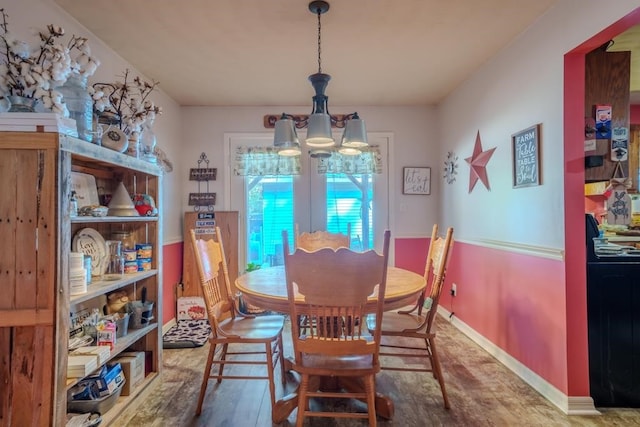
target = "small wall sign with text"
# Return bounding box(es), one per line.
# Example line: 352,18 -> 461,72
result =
188,192 -> 216,206
403,167 -> 431,195
512,124 -> 541,188
189,168 -> 217,181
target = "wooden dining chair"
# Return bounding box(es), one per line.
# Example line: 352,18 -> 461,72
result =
189,227 -> 286,416
292,223 -> 352,334
282,229 -> 390,427
366,224 -> 454,409
294,222 -> 351,251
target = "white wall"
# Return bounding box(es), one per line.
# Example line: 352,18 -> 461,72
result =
6,0 -> 183,243
180,105 -> 439,239
437,0 -> 640,250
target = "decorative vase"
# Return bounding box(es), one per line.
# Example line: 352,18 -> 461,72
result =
95,111 -> 122,146
57,74 -> 93,142
140,124 -> 157,163
7,95 -> 37,113
126,134 -> 140,158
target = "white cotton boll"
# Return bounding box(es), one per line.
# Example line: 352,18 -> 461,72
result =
10,39 -> 31,59
50,90 -> 63,102
41,97 -> 53,110
19,63 -> 31,76
76,55 -> 89,66
40,69 -> 51,81
47,25 -> 64,37
75,37 -> 87,49
33,87 -> 47,99
32,73 -> 44,87
50,68 -> 65,82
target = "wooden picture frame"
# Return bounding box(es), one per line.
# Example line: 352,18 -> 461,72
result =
403,167 -> 431,195
512,124 -> 541,188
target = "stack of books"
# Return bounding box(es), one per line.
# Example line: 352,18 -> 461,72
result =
67,354 -> 98,378
71,345 -> 111,365
0,112 -> 78,137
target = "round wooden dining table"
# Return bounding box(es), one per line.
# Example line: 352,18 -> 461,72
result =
235,265 -> 426,423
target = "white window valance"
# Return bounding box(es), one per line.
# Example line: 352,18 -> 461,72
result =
233,146 -> 302,176
317,147 -> 382,174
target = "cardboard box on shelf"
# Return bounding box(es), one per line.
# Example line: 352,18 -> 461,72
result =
86,363 -> 124,397
97,322 -> 117,350
114,351 -> 145,396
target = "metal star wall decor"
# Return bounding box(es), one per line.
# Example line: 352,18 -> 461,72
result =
465,130 -> 496,193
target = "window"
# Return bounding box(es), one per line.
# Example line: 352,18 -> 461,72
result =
227,133 -> 390,270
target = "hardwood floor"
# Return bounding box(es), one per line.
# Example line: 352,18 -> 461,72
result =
115,316 -> 640,426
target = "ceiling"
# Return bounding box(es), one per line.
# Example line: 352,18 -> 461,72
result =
53,0 -> 637,108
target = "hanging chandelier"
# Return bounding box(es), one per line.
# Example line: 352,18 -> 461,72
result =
273,1 -> 368,158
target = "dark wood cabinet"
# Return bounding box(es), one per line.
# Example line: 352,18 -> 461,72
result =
587,262 -> 640,407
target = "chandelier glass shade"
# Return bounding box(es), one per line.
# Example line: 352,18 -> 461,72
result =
274,1 -> 367,157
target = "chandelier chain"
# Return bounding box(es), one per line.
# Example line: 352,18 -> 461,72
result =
317,7 -> 322,73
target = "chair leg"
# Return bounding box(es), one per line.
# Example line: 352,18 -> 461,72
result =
217,343 -> 229,383
196,342 -> 217,415
296,374 -> 310,427
429,337 -> 450,409
277,334 -> 286,385
265,341 -> 277,409
364,374 -> 377,427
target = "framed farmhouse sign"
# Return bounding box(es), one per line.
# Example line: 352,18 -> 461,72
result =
512,124 -> 541,188
403,167 -> 431,195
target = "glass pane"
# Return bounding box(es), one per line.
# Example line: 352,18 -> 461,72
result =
325,173 -> 374,251
246,175 -> 294,268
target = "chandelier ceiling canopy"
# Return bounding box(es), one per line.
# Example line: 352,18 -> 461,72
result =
273,1 -> 368,158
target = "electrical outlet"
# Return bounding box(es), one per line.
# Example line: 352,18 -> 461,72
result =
451,283 -> 457,297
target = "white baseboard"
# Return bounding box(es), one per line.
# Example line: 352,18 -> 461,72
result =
162,318 -> 177,335
437,307 -> 600,416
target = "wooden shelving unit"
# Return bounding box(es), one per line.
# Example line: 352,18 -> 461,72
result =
0,132 -> 163,426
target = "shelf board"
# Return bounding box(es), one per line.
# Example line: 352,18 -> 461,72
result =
70,270 -> 158,304
59,134 -> 161,176
71,216 -> 159,224
66,322 -> 158,391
